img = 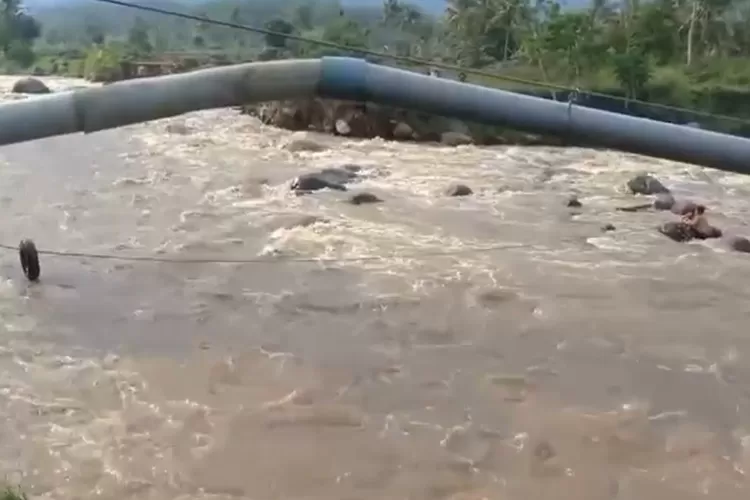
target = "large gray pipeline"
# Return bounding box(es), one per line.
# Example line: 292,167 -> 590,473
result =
2,56 -> 750,176
0,59 -> 322,145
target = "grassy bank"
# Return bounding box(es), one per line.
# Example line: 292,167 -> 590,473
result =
1,486 -> 27,500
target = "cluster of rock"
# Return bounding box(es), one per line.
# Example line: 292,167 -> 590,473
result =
287,163 -> 472,204
617,174 -> 750,252
242,98 -> 571,147
288,165 -> 750,255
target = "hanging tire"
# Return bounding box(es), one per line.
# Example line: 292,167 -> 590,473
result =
19,239 -> 40,282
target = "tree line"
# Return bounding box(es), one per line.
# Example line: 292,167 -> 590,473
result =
4,0 -> 750,112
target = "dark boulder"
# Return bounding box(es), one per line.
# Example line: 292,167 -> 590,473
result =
349,192 -> 383,205
658,221 -> 722,242
726,235 -> 750,253
290,166 -> 361,194
11,77 -> 51,95
658,221 -> 696,242
566,195 -> 582,208
445,184 -> 473,197
627,174 -> 670,195
695,225 -> 722,239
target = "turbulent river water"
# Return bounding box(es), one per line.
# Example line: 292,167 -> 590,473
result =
2,75 -> 750,500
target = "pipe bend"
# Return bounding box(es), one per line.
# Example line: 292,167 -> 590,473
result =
319,57 -> 369,102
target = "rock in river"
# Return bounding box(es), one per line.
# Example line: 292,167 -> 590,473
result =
627,174 -> 670,195
726,235 -> 750,253
349,192 -> 383,205
658,221 -> 722,243
445,184 -> 473,197
12,77 -> 51,95
566,195 -> 582,208
617,194 -> 699,215
290,165 -> 362,194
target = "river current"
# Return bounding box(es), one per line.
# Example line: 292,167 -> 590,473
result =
1,76 -> 750,500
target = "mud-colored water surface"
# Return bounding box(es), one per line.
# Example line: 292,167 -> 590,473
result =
1,76 -> 750,500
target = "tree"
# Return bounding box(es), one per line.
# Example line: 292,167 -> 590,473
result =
5,38 -> 34,66
263,18 -> 295,48
613,49 -> 652,100
86,24 -> 105,46
127,16 -> 152,55
294,4 -> 313,31
0,0 -> 40,54
321,18 -> 369,51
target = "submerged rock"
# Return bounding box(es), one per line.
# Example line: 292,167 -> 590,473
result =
724,235 -> 750,253
290,166 -> 362,194
284,138 -> 327,153
166,123 -> 192,135
445,184 -> 473,197
618,194 -> 699,215
348,192 -> 383,205
627,174 -> 670,195
291,174 -> 346,193
440,131 -> 473,147
566,195 -> 582,208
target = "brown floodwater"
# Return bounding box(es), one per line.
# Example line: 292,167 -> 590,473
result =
1,76 -> 750,500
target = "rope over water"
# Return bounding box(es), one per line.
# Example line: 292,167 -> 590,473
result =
0,241 -> 534,266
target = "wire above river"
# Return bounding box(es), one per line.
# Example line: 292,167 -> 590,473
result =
0,242 -> 533,265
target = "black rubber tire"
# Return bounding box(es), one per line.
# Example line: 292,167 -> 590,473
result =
19,239 -> 40,282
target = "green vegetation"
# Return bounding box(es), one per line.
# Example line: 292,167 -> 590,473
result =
0,485 -> 27,500
3,0 -> 750,132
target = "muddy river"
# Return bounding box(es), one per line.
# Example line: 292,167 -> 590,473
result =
1,76 -> 750,500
